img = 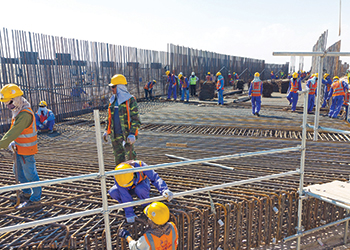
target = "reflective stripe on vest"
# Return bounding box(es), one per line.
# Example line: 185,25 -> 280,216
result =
11,108 -> 38,155
332,81 -> 345,96
251,81 -> 262,96
290,79 -> 299,92
309,81 -> 317,95
190,77 -> 197,85
217,77 -> 224,90
144,222 -> 177,250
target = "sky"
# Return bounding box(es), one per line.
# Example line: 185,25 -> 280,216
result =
0,0 -> 349,71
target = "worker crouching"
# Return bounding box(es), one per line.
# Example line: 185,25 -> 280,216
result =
248,72 -> 263,116
35,101 -> 55,133
119,201 -> 178,249
108,160 -> 174,223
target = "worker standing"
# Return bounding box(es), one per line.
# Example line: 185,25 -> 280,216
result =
119,202 -> 178,249
321,73 -> 332,108
327,76 -> 349,118
144,80 -> 156,101
216,72 -> 224,105
306,73 -> 318,114
179,74 -> 190,102
271,71 -> 276,80
0,84 -> 41,208
166,71 -> 177,100
108,161 -> 174,223
35,101 -> 55,133
189,72 -> 198,96
248,72 -> 263,116
286,72 -> 302,112
103,74 -> 141,165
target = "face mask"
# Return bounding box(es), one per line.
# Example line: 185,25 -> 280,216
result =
6,100 -> 16,110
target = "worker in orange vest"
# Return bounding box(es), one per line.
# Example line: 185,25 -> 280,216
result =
286,72 -> 302,112
144,80 -> 156,100
0,84 -> 41,208
327,76 -> 349,118
306,73 -> 318,114
119,202 -> 178,249
248,72 -> 263,116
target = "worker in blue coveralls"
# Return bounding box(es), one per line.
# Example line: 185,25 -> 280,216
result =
216,72 -> 224,105
166,70 -> 177,100
271,71 -> 276,80
179,73 -> 190,102
108,160 -> 174,223
327,76 -> 349,118
286,72 -> 302,112
321,73 -> 332,108
144,80 -> 156,100
305,73 -> 318,114
248,72 -> 263,116
35,101 -> 55,133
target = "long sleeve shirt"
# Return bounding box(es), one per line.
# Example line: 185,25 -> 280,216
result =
322,77 -> 332,92
35,110 -> 55,127
216,75 -> 224,90
327,81 -> 349,99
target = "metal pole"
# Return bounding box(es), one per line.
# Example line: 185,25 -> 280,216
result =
296,89 -> 309,250
313,57 -> 324,141
94,110 -> 112,250
165,154 -> 234,170
307,124 -> 350,135
345,209 -> 349,244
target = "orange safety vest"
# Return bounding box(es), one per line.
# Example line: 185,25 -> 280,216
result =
144,82 -> 154,90
308,80 -> 317,95
144,222 -> 178,250
11,108 -> 38,155
290,79 -> 299,93
344,92 -> 350,106
332,81 -> 345,97
251,81 -> 262,96
107,99 -> 138,136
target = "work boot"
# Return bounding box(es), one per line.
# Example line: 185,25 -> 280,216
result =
16,200 -> 41,209
256,112 -> 260,117
48,130 -> 54,134
20,192 -> 31,202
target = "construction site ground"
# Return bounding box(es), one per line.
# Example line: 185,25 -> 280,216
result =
1,90 -> 350,249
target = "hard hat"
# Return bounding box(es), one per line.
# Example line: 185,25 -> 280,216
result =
153,80 -> 156,83
114,163 -> 134,187
314,73 -> 318,78
109,74 -> 127,86
144,202 -> 170,225
233,72 -> 235,74
254,72 -> 260,77
207,72 -> 210,75
0,84 -> 24,103
271,71 -> 273,73
39,100 -> 47,107
323,73 -> 329,78
178,73 -> 182,79
165,71 -> 170,76
333,76 -> 339,80
216,72 -> 221,76
191,72 -> 195,76
292,72 -> 298,78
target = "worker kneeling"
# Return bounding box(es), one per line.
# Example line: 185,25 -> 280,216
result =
119,201 -> 178,249
35,101 -> 55,133
108,160 -> 174,223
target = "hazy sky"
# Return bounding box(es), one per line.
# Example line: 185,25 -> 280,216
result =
1,0 -> 349,70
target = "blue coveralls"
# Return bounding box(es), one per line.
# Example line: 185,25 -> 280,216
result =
286,78 -> 302,111
217,75 -> 224,105
327,80 -> 349,118
306,78 -> 317,113
248,79 -> 263,115
180,77 -> 190,101
321,76 -> 332,108
35,109 -> 55,131
167,74 -> 177,100
144,81 -> 154,100
108,161 -> 169,218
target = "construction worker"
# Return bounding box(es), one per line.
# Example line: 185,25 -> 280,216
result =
327,76 -> 349,118
108,161 -> 174,223
189,72 -> 198,96
306,73 -> 318,114
321,73 -> 332,108
35,101 -> 55,133
347,69 -> 350,84
103,74 -> 141,165
248,72 -> 263,116
270,71 -> 276,80
166,71 -> 177,100
179,74 -> 190,102
119,202 -> 178,249
286,72 -> 302,112
144,80 -> 156,100
206,72 -> 212,81
0,84 -> 41,208
216,72 -> 224,105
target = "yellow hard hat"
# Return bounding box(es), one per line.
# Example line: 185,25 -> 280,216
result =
216,72 -> 221,76
271,71 -> 273,73
233,72 -> 235,74
207,72 -> 210,75
153,80 -> 157,83
314,73 -> 318,78
292,72 -> 299,78
178,73 -> 182,79
0,84 -> 24,102
109,74 -> 127,86
165,71 -> 170,76
114,163 -> 134,187
323,73 -> 329,78
333,76 -> 339,80
254,72 -> 260,77
39,100 -> 47,107
144,202 -> 170,225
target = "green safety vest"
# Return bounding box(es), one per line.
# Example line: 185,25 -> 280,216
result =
190,76 -> 197,85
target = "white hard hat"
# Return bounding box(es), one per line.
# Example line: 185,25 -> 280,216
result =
191,72 -> 195,75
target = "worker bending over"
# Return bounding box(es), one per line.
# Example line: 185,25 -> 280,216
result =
109,160 -> 174,223
248,72 -> 263,116
35,101 -> 55,133
327,76 -> 349,118
286,72 -> 302,112
216,72 -> 224,105
306,73 -> 318,114
144,80 -> 156,100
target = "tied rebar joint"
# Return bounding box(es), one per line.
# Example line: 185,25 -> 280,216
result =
295,225 -> 305,232
97,173 -> 106,179
101,209 -> 111,215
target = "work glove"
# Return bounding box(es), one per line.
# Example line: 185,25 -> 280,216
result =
8,141 -> 16,153
39,124 -> 44,129
103,132 -> 108,142
162,189 -> 174,201
118,228 -> 131,239
127,134 -> 136,144
126,215 -> 137,223
43,120 -> 48,126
